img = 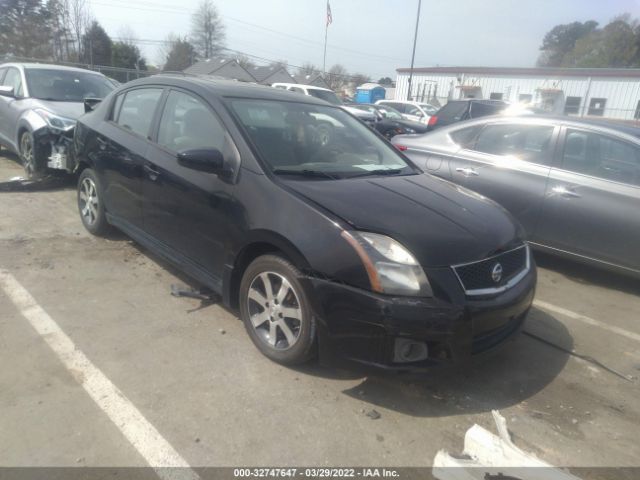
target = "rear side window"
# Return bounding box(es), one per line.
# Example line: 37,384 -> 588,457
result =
562,129 -> 640,186
472,124 -> 555,164
116,88 -> 163,138
157,90 -> 226,152
436,102 -> 468,121
380,102 -> 404,112
449,125 -> 483,147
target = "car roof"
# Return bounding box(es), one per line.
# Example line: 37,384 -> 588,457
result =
121,75 -> 332,106
0,62 -> 105,76
445,114 -> 640,141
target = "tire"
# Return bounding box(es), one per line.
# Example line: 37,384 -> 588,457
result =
19,130 -> 43,180
77,168 -> 110,236
239,254 -> 316,365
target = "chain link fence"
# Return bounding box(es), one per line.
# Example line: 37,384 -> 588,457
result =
0,55 -> 153,84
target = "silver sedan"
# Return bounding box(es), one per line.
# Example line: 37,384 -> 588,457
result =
392,115 -> 640,277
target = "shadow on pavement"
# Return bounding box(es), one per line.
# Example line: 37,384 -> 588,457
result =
340,308 -> 572,417
533,250 -> 640,296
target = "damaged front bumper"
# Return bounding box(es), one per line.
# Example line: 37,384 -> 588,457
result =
33,127 -> 76,173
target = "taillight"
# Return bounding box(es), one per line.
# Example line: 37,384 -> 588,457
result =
395,144 -> 408,151
428,115 -> 438,126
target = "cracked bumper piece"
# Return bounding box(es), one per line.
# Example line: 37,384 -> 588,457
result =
304,265 -> 536,371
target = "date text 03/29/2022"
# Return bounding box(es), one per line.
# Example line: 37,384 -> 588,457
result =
233,468 -> 400,478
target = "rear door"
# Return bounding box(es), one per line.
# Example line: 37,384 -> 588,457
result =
534,127 -> 640,271
448,121 -> 558,236
142,88 -> 239,286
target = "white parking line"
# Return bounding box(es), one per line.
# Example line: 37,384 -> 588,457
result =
534,299 -> 640,343
0,270 -> 200,480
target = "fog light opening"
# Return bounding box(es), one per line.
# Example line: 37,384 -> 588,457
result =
393,338 -> 429,363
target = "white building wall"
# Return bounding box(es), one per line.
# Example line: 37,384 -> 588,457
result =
395,71 -> 640,121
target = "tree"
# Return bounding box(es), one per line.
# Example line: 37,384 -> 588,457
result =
298,63 -> 320,77
235,54 -> 255,70
268,59 -> 288,70
326,64 -> 348,91
190,0 -> 225,59
163,36 -> 196,71
563,17 -> 638,67
378,76 -> 393,85
537,20 -> 598,66
112,42 -> 146,70
67,0 -> 91,60
0,0 -> 53,58
351,72 -> 370,87
81,20 -> 112,66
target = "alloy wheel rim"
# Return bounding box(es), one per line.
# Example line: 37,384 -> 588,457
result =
79,178 -> 99,225
21,134 -> 35,177
247,271 -> 303,350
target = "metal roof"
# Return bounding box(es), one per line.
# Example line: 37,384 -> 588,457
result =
395,66 -> 640,78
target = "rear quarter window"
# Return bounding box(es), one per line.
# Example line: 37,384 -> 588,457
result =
437,102 -> 468,121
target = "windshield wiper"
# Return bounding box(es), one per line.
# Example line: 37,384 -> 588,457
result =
272,169 -> 340,180
347,168 -> 405,178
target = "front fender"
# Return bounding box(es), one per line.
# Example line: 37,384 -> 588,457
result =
17,110 -> 47,144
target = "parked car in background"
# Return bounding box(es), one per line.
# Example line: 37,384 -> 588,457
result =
375,100 -> 438,124
392,115 -> 640,276
349,103 -> 429,139
74,75 -> 535,370
426,99 -> 510,130
0,63 -> 116,179
271,82 -> 377,126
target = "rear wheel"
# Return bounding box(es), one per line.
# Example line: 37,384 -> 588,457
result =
239,255 -> 316,365
77,168 -> 110,236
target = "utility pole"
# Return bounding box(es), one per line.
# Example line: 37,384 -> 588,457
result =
323,0 -> 332,76
407,0 -> 422,100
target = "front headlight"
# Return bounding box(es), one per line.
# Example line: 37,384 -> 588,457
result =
34,108 -> 76,132
341,231 -> 432,296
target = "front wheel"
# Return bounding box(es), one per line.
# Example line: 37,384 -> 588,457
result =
20,131 -> 42,180
77,168 -> 110,236
239,255 -> 316,365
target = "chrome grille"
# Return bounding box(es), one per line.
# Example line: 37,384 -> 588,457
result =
453,245 -> 529,295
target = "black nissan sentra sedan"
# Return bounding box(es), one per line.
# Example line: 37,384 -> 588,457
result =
73,75 -> 536,370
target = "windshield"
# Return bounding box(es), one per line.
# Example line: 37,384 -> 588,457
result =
231,99 -> 415,179
25,68 -> 115,101
306,89 -> 342,105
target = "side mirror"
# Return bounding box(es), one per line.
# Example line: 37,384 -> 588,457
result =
84,97 -> 102,113
177,148 -> 225,174
0,86 -> 15,98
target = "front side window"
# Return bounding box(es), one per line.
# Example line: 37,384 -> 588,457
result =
24,68 -> 114,101
230,99 -> 415,179
157,90 -> 225,152
3,68 -> 24,97
472,123 -> 555,164
116,88 -> 163,138
562,129 -> 640,186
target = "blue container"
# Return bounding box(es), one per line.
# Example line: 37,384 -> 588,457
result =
355,84 -> 386,104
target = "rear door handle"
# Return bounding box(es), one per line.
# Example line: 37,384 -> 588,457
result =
455,167 -> 479,177
551,185 -> 581,198
144,164 -> 160,181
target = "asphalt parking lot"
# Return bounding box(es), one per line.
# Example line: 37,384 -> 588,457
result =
1,151 -> 639,473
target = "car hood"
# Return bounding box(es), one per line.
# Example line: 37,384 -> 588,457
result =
283,173 -> 523,267
31,100 -> 86,120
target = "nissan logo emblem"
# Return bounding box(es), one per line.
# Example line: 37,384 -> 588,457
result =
491,263 -> 503,283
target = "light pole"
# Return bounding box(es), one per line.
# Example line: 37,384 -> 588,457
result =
407,0 -> 422,101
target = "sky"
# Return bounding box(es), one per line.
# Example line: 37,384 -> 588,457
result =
89,0 -> 640,79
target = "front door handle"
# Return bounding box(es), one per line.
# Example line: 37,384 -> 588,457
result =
551,185 -> 581,198
455,167 -> 479,177
144,164 -> 160,181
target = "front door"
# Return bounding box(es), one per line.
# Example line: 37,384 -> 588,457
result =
142,89 -> 237,287
449,121 -> 557,237
534,127 -> 640,271
97,87 -> 164,228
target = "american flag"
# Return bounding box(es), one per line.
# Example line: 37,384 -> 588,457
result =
326,1 -> 333,26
